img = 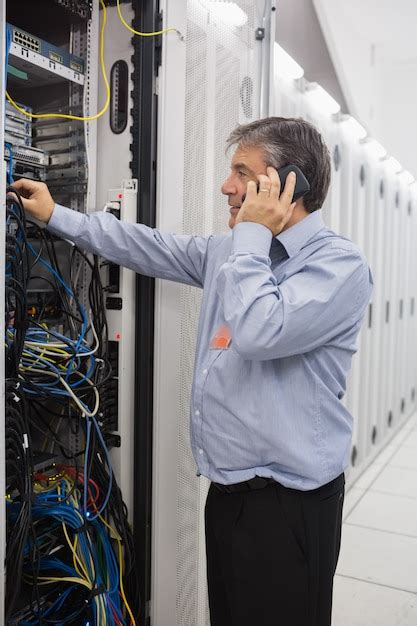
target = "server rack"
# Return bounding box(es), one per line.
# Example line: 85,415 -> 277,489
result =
273,41 -> 417,485
1,1 -> 153,622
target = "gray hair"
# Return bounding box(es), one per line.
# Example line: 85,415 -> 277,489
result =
226,117 -> 331,213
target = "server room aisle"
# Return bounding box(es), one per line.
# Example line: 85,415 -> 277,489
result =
332,413 -> 417,625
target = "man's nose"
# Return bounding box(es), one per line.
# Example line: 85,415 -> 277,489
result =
221,174 -> 237,196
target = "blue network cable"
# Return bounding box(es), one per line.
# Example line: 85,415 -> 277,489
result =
5,30 -> 14,184
23,478 -> 126,625
83,416 -> 113,521
5,142 -> 14,184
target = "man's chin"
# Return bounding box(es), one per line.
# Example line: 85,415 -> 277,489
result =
228,216 -> 237,229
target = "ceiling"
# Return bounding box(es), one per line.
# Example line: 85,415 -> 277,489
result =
276,0 -> 417,176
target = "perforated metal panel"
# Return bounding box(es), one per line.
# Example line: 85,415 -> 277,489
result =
153,3 -> 274,622
176,2 -> 263,624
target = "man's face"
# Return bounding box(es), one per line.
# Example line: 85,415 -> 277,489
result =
221,145 -> 267,229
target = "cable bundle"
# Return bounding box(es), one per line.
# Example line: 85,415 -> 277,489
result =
5,381 -> 34,621
5,188 -> 139,624
20,471 -> 135,625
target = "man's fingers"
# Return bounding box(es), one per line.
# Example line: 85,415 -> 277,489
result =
7,189 -> 30,210
8,178 -> 35,195
281,170 -> 297,204
266,166 -> 281,198
257,174 -> 272,195
245,180 -> 258,199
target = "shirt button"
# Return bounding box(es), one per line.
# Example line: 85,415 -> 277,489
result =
195,410 -> 200,416
203,369 -> 208,375
199,449 -> 204,455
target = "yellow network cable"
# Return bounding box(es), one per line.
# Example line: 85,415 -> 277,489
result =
116,0 -> 182,38
62,521 -> 91,583
96,510 -> 136,626
5,0 -> 110,121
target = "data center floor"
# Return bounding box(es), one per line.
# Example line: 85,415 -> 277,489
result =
333,413 -> 417,625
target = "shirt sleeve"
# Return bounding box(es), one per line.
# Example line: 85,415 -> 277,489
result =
216,222 -> 373,360
47,204 -> 210,288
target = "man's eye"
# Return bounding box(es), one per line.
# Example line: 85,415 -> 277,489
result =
238,171 -> 247,178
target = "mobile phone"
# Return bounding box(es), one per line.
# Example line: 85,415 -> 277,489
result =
241,164 -> 310,203
278,164 -> 310,201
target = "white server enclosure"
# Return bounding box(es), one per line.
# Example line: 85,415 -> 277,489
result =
273,42 -> 417,481
154,1 -> 276,624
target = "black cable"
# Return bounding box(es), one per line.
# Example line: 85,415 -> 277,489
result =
5,187 -> 140,622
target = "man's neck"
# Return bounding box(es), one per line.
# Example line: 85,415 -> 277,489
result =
280,204 -> 310,232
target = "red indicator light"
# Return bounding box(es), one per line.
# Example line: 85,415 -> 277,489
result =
118,193 -> 123,199
115,332 -> 121,340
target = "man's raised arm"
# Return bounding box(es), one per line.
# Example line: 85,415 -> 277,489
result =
9,178 -> 210,288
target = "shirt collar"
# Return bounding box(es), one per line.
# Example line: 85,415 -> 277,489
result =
275,210 -> 325,258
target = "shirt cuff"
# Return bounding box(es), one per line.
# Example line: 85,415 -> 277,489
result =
47,203 -> 85,238
231,222 -> 273,256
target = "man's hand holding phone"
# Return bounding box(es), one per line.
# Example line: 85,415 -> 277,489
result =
235,166 -> 297,237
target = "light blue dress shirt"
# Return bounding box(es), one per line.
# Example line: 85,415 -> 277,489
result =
48,205 -> 373,490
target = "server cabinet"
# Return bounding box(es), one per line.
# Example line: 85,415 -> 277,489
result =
272,42 -> 417,485
2,1 -> 147,622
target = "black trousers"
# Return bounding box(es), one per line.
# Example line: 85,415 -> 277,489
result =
205,473 -> 345,626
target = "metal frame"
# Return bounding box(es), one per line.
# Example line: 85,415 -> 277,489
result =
1,2 -> 6,620
151,3 -> 187,623
130,0 -> 159,623
103,179 -> 138,518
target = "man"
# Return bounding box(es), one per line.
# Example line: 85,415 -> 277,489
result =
11,117 -> 372,626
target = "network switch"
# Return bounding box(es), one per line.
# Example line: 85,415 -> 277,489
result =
8,24 -> 85,74
7,23 -> 85,86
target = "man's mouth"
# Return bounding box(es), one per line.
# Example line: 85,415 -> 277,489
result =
229,205 -> 240,215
